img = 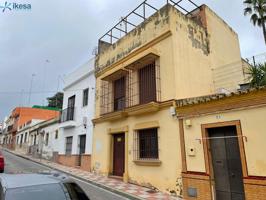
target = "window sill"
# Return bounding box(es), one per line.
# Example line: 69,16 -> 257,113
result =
133,159 -> 162,166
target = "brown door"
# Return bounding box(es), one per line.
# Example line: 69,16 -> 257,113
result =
113,133 -> 125,177
139,62 -> 156,104
208,126 -> 245,200
113,77 -> 126,111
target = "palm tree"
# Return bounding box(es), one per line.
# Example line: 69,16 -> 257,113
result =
244,0 -> 266,45
246,62 -> 266,87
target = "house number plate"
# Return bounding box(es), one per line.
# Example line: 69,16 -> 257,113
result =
117,138 -> 122,142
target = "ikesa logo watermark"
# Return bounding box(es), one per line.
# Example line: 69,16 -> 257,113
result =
0,1 -> 31,12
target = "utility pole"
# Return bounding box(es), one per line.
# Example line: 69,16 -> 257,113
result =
28,74 -> 36,106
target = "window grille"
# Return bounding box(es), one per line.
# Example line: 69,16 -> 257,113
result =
114,77 -> 126,111
139,62 -> 157,104
100,60 -> 161,115
65,136 -> 73,155
133,128 -> 159,160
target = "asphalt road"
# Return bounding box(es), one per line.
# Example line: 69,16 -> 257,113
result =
2,150 -> 128,200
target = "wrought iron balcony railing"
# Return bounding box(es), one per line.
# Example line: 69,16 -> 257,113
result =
100,60 -> 161,115
60,107 -> 75,123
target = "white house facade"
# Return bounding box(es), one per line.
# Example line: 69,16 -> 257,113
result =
16,119 -> 44,154
28,117 -> 60,160
58,58 -> 95,171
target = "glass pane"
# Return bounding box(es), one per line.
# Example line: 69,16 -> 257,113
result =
64,183 -> 89,200
5,184 -> 67,200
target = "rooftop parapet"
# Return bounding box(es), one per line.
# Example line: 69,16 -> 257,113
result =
98,0 -> 200,46
96,0 -> 205,74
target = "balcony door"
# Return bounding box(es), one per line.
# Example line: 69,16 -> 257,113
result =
139,62 -> 156,104
67,95 -> 75,120
113,77 -> 125,111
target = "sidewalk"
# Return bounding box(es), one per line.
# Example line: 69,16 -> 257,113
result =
4,149 -> 181,200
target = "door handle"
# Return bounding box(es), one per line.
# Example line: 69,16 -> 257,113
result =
231,173 -> 235,178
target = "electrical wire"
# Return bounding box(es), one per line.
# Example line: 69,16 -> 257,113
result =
0,88 -> 96,95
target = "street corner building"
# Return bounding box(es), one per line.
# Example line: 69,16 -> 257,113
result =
91,0 -> 249,197
57,58 -> 95,171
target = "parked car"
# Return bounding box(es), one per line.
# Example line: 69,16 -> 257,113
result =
0,151 -> 4,173
0,173 -> 90,200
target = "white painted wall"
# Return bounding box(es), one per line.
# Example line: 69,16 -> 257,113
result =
59,58 -> 95,155
40,122 -> 60,159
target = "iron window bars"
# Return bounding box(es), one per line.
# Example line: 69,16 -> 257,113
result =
100,61 -> 161,115
133,128 -> 159,160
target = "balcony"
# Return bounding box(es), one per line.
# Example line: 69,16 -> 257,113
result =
100,54 -> 161,116
59,107 -> 76,129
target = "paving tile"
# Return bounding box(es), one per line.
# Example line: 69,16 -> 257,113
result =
9,150 -> 181,200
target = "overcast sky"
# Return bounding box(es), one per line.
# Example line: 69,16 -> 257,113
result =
0,0 -> 266,120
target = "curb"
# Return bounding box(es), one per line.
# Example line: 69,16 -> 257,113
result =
3,149 -> 142,200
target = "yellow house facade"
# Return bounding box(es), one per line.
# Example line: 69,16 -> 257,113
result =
92,1 -> 246,196
177,87 -> 266,200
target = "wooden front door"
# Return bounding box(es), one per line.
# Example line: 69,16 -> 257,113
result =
208,126 -> 245,200
113,133 -> 125,177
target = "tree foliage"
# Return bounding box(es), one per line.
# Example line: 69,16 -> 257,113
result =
244,0 -> 266,44
47,92 -> 64,109
246,62 -> 266,87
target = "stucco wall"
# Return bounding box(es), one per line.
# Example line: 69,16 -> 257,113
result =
183,106 -> 266,176
92,3 -> 246,194
204,6 -> 245,92
60,60 -> 95,156
170,6 -> 213,99
94,5 -> 243,117
92,108 -> 182,192
41,122 -> 60,160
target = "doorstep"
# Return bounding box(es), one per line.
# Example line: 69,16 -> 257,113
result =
3,148 -> 182,200
108,175 -> 123,181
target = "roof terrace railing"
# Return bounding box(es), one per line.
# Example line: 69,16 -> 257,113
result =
98,0 -> 199,45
